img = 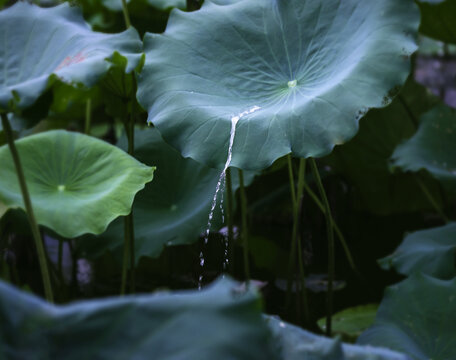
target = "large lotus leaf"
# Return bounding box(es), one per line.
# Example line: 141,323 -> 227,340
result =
78,127 -> 253,263
391,105 -> 456,192
317,304 -> 378,343
417,0 -> 456,44
0,277 -> 279,360
266,316 -> 409,360
0,130 -> 155,238
137,0 -> 418,171
379,222 -> 456,279
324,79 -> 442,215
0,2 -> 142,112
358,274 -> 456,360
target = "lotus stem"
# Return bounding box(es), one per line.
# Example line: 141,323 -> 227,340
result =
225,167 -> 234,274
1,113 -> 54,303
285,156 -> 309,323
415,175 -> 448,223
302,181 -> 359,276
309,158 -> 334,336
84,98 -> 91,135
121,0 -> 131,29
295,158 -> 310,324
238,169 -> 250,283
121,96 -> 136,294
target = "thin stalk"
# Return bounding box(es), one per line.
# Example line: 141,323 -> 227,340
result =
303,182 -> 359,276
309,158 -> 334,336
58,239 -> 63,278
121,0 -> 131,29
84,99 -> 92,135
225,167 -> 234,274
1,113 -> 54,303
415,176 -> 449,223
120,215 -> 130,295
285,155 -> 298,310
285,156 -> 309,322
238,169 -> 250,282
121,99 -> 136,294
295,159 -> 310,324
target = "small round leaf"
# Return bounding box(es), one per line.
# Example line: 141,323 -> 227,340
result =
0,130 -> 155,238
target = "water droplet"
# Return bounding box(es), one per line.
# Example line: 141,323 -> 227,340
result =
170,204 -> 178,211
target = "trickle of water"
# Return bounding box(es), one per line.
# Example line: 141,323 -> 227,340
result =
198,105 -> 261,290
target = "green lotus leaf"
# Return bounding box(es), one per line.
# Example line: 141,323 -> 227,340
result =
137,0 -> 418,171
358,274 -> 456,360
391,105 -> 456,192
417,0 -> 456,44
0,2 -> 142,112
266,316 -> 408,360
0,277 -> 278,359
317,304 -> 378,343
79,127 -> 254,262
0,130 -> 155,238
0,200 -> 6,220
379,222 -> 456,279
324,79 -> 442,215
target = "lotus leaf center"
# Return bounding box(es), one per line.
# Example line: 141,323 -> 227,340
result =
170,204 -> 178,211
57,185 -> 66,192
287,80 -> 297,88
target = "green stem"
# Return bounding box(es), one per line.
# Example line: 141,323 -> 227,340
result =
121,99 -> 136,294
1,113 -> 54,303
285,155 -> 297,310
309,158 -> 334,336
225,167 -> 234,274
295,159 -> 310,324
238,169 -> 250,282
120,216 -> 130,295
415,176 -> 449,223
303,182 -> 359,276
84,99 -> 92,135
121,0 -> 131,29
285,156 -> 309,322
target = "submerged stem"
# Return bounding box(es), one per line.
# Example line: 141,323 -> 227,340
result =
1,113 -> 54,303
309,158 -> 334,336
238,169 -> 250,283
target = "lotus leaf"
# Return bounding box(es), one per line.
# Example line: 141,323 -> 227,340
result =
138,0 -> 418,170
358,274 -> 456,360
0,130 -> 155,238
379,222 -> 456,279
0,2 -> 142,112
0,277 -> 278,359
324,78 -> 441,215
317,304 -> 378,342
391,105 -> 456,192
417,0 -> 456,44
266,315 -> 409,360
102,0 -> 185,11
79,127 -> 253,263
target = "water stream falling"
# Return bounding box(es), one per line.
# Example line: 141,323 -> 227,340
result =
198,105 -> 261,290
